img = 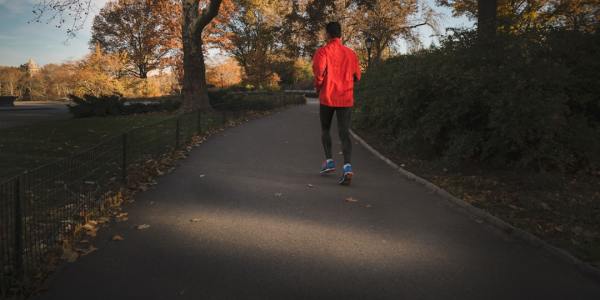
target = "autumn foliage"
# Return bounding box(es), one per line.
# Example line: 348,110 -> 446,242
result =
205,58 -> 242,87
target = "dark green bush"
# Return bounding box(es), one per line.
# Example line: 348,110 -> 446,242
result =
68,94 -> 181,118
121,99 -> 181,114
209,90 -> 305,111
68,94 -> 122,118
355,28 -> 600,172
207,89 -> 230,107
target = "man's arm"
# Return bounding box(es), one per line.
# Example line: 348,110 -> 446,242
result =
353,52 -> 361,82
312,48 -> 326,92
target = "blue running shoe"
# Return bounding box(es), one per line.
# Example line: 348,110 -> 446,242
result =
320,159 -> 336,174
338,163 -> 354,185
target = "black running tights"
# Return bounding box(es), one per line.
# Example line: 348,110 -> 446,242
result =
320,104 -> 352,164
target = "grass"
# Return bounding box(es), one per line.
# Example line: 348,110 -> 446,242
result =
0,113 -> 174,181
355,128 -> 600,267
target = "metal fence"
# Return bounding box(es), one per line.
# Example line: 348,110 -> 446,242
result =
0,93 -> 306,295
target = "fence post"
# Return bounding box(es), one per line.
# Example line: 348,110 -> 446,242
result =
121,133 -> 128,183
175,118 -> 181,149
14,177 -> 24,280
196,111 -> 202,134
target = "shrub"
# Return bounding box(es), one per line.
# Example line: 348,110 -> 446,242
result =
355,28 -> 600,172
120,100 -> 181,114
68,94 -> 181,118
208,89 -> 305,111
68,94 -> 122,118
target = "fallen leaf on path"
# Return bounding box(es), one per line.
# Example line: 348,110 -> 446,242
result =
190,218 -> 202,223
61,248 -> 78,263
508,204 -> 523,211
77,246 -> 98,256
82,223 -> 96,231
115,212 -> 128,222
199,174 -> 206,178
136,224 -> 151,230
112,235 -> 124,241
307,184 -> 314,188
345,197 -> 358,203
82,223 -> 98,237
540,202 -> 551,210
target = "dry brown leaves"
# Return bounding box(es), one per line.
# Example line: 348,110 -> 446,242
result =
344,197 -> 373,208
19,110 -> 284,297
115,212 -> 129,222
344,197 -> 358,203
60,240 -> 98,263
136,224 -> 151,230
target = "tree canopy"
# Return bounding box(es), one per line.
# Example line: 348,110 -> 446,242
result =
91,0 -> 180,78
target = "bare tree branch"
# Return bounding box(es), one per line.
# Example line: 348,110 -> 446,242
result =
31,0 -> 95,39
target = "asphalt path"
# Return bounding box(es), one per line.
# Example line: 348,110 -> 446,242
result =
37,100 -> 600,299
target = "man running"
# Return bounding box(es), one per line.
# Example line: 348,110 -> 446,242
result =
312,21 -> 361,185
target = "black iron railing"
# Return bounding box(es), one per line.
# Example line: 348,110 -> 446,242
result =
0,93 -> 306,295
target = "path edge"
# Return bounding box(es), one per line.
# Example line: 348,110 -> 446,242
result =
350,129 -> 600,282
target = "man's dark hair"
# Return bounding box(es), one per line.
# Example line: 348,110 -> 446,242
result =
326,22 -> 342,38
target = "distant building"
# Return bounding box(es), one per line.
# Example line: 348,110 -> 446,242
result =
17,58 -> 41,100
21,58 -> 40,77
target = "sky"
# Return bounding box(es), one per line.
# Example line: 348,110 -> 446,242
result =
0,0 -> 474,67
0,0 -> 111,66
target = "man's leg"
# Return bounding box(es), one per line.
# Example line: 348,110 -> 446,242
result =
336,107 -> 352,164
320,104 -> 335,160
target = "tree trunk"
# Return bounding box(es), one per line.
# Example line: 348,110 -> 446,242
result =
139,64 -> 148,79
372,38 -> 384,66
182,30 -> 210,111
478,0 -> 498,38
180,0 -> 223,112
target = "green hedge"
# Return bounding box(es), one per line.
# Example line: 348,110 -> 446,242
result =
355,28 -> 600,172
68,94 -> 181,118
69,91 -> 306,118
208,90 -> 306,111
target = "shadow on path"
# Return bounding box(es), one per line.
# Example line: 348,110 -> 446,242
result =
37,102 -> 600,299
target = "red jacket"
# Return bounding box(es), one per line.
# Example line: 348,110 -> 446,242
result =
312,38 -> 361,107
